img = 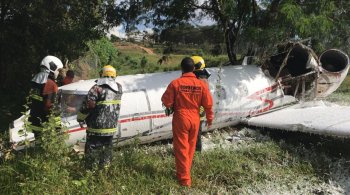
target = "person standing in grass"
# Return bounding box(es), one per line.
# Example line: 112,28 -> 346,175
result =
28,56 -> 63,138
161,57 -> 214,187
191,55 -> 211,152
77,65 -> 123,169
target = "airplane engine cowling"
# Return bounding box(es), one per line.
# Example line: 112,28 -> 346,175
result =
317,49 -> 349,98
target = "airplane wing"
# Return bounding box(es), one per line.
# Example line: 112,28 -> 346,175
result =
245,101 -> 350,138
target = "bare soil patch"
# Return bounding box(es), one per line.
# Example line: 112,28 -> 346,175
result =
115,43 -> 156,55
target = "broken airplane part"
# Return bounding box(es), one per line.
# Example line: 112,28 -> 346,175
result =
9,42 -> 350,150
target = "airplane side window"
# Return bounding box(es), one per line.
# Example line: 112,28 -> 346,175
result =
60,94 -> 86,117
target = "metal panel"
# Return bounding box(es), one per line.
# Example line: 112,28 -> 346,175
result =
119,91 -> 151,138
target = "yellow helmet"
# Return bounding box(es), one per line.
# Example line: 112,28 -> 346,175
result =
102,65 -> 117,78
191,56 -> 205,70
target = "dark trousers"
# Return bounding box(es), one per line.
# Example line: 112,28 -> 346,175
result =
195,121 -> 204,152
29,115 -> 46,139
33,130 -> 42,139
85,134 -> 113,169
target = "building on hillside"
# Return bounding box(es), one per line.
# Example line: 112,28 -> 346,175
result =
127,31 -> 155,44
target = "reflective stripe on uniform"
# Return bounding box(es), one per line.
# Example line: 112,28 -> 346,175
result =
87,127 -> 117,134
199,106 -> 205,114
199,106 -> 205,121
96,100 -> 121,105
31,94 -> 43,101
28,124 -> 43,131
77,111 -> 88,120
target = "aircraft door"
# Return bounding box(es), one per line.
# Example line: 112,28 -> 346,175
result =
118,90 -> 151,138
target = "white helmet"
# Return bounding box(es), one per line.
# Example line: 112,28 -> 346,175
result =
40,55 -> 63,79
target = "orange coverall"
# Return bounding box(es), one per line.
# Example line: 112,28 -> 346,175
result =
161,72 -> 214,186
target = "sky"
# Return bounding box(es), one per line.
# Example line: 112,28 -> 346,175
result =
108,17 -> 216,38
108,1 -> 216,39
108,0 -> 266,38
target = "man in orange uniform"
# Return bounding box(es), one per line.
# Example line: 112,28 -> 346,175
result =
161,57 -> 214,187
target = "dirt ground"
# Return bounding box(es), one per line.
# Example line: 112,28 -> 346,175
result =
115,43 -> 156,55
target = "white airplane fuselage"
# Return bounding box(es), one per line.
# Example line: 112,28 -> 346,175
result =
10,65 -> 296,148
70,65 -> 296,145
9,46 -> 349,148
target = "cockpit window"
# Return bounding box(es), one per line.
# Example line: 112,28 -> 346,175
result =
60,93 -> 86,117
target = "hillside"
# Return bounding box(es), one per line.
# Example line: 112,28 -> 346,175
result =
115,42 -> 156,55
69,40 -> 229,81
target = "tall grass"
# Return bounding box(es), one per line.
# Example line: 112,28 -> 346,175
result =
2,126 -> 349,194
326,75 -> 350,104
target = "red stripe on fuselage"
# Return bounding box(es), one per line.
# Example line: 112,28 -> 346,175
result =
67,84 -> 280,134
119,114 -> 167,123
67,127 -> 86,133
248,83 -> 279,115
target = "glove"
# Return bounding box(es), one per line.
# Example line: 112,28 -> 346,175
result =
79,122 -> 86,128
165,107 -> 174,116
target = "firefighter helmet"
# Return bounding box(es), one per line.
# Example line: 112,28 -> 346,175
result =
191,56 -> 206,70
40,55 -> 64,79
102,65 -> 117,78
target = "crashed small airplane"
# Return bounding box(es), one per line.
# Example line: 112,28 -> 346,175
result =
9,42 -> 350,150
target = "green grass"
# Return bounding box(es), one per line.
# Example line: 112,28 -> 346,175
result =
326,75 -> 350,104
337,75 -> 350,93
112,42 -> 229,76
117,52 -> 186,75
2,128 -> 348,194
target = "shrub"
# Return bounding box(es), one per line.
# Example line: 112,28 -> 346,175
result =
87,37 -> 119,67
205,55 -> 230,67
110,34 -> 120,43
163,44 -> 174,54
140,56 -> 148,71
211,44 -> 224,56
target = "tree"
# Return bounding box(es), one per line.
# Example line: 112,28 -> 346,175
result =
110,34 -> 121,42
120,0 -> 349,64
140,0 -> 264,63
0,0 -> 118,89
159,23 -> 223,45
160,23 -> 200,44
87,37 -> 119,68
